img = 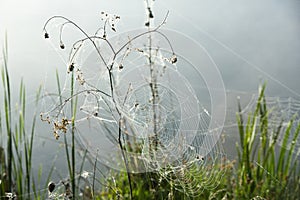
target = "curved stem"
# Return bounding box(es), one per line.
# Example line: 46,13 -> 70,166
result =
43,16 -> 109,70
114,11 -> 171,56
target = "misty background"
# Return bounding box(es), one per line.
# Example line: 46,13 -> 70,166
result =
0,0 -> 300,178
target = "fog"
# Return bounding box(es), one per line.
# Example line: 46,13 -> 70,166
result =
1,0 -> 299,95
1,0 -> 300,175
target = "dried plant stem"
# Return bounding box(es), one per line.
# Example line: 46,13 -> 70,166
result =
42,9 -> 173,199
118,118 -> 133,199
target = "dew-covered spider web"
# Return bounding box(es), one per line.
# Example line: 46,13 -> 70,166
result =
40,22 -> 229,196
1,1 -> 299,198
39,11 -> 300,198
225,93 -> 300,151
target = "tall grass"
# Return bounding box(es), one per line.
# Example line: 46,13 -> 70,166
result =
54,68 -> 78,198
1,35 -> 13,196
98,84 -> 300,199
0,38 -> 46,199
233,83 -> 300,199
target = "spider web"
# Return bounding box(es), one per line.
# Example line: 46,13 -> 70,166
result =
40,25 -> 228,197
40,22 -> 300,197
237,94 -> 300,150
2,2 -> 298,198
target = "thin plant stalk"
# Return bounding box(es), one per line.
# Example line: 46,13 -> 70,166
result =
1,38 -> 43,199
235,83 -> 300,199
1,35 -> 13,191
71,72 -> 78,198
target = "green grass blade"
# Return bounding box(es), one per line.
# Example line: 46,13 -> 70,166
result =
277,119 -> 293,174
284,121 -> 300,176
1,36 -> 13,190
237,97 -> 244,150
56,69 -> 62,105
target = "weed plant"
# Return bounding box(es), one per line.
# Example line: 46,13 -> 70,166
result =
41,1 -> 176,199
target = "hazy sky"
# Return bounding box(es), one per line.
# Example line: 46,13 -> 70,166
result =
1,0 -> 300,98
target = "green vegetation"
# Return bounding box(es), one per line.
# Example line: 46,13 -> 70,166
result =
94,84 -> 300,200
232,84 -> 300,199
0,38 -> 50,199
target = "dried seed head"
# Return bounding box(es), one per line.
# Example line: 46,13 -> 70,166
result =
149,12 -> 154,18
76,69 -> 85,85
62,118 -> 69,126
48,182 -> 56,193
68,63 -> 75,73
44,32 -> 49,39
170,55 -> 177,64
148,7 -> 154,18
60,42 -> 65,49
53,131 -> 60,140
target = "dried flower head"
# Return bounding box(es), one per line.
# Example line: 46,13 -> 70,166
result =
40,113 -> 51,124
76,69 -> 85,85
44,32 -> 49,39
60,43 -> 65,49
170,55 -> 177,64
148,7 -> 154,18
52,117 -> 69,139
68,63 -> 75,73
53,131 -> 60,140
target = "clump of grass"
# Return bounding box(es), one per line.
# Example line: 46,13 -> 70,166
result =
97,84 -> 300,199
0,37 -> 50,199
95,153 -> 234,199
232,83 -> 300,199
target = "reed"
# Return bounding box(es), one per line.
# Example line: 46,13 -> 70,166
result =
0,37 -> 45,199
234,83 -> 300,199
